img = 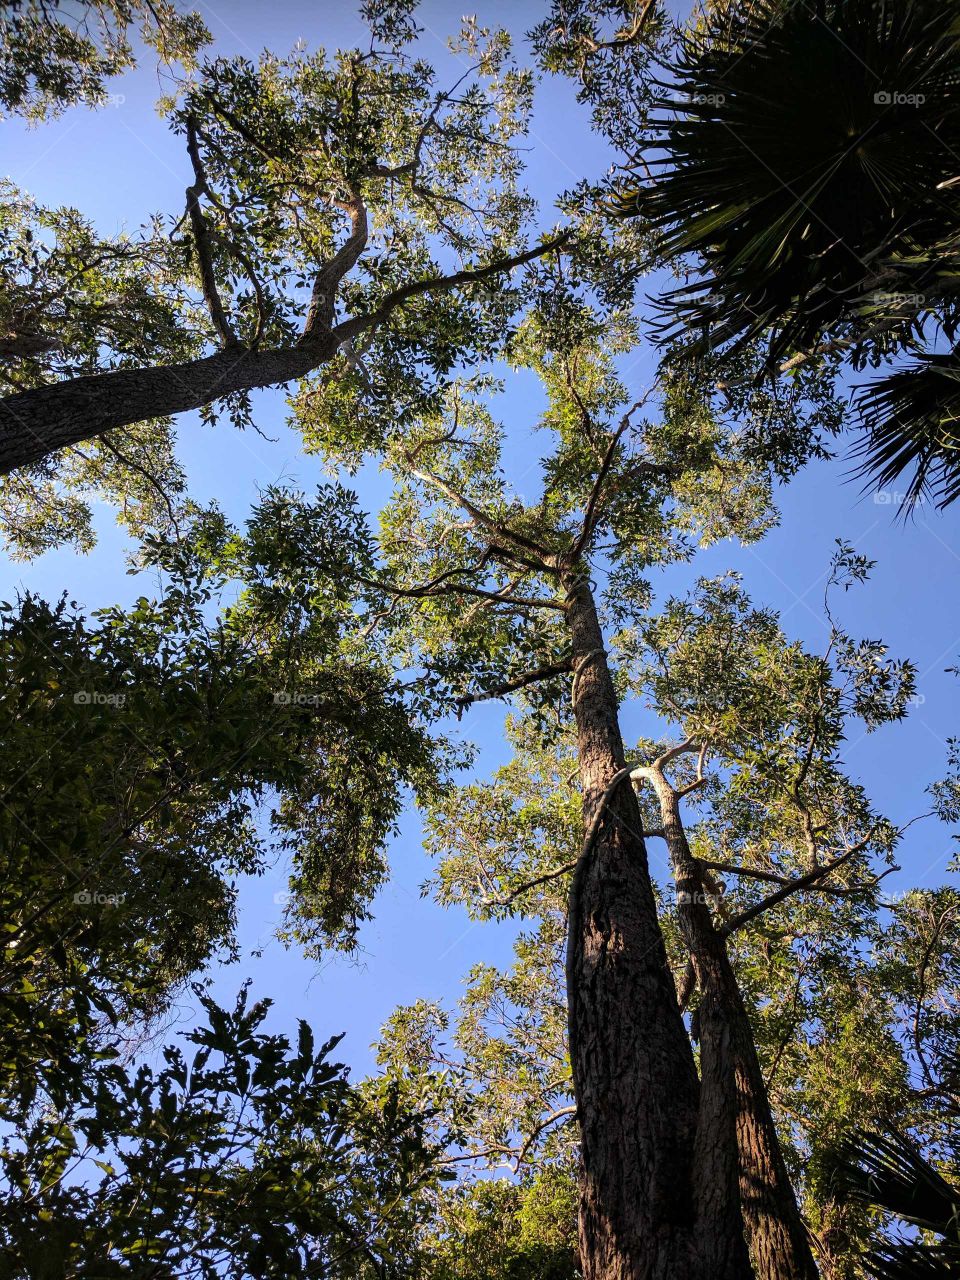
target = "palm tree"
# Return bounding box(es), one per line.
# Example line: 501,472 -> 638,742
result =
834,1128 -> 960,1279
618,0 -> 960,505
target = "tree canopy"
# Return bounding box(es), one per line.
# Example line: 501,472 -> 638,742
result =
1,3 -> 959,1279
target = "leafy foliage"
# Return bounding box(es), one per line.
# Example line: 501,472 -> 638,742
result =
0,0 -> 209,119
0,984 -> 440,1279
0,484 -> 436,1115
0,5 -> 577,548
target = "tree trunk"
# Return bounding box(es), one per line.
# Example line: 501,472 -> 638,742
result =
563,575 -> 752,1280
646,768 -> 819,1280
733,1015 -> 819,1280
0,341 -> 334,474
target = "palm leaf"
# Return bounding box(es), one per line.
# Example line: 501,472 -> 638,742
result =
622,0 -> 960,360
835,1128 -> 959,1235
855,352 -> 960,508
864,1243 -> 960,1280
833,1128 -> 960,1280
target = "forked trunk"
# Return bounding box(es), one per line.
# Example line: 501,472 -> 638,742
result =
646,769 -> 819,1280
563,576 -> 753,1280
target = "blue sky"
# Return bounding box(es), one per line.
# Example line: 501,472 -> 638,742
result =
2,0 -> 958,1077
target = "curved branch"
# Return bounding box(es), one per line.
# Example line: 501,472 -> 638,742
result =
184,118 -> 237,348
514,1105 -> 577,1169
0,233 -> 569,474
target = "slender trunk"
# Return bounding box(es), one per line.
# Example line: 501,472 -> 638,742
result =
646,769 -> 819,1280
733,1015 -> 819,1280
563,575 -> 751,1280
0,341 -> 334,473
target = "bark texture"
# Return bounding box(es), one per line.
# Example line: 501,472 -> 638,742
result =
0,342 -> 333,474
0,234 -> 568,476
563,576 -> 753,1280
645,767 -> 819,1280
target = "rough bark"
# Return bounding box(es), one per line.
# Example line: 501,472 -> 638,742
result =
563,576 -> 752,1280
645,767 -> 819,1280
733,1016 -> 820,1280
0,342 -> 333,474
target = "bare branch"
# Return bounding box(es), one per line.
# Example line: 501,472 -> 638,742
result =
96,433 -> 181,532
184,117 -> 237,348
568,419 -> 631,562
362,63 -> 477,180
676,743 -> 708,798
513,1105 -> 577,1169
356,569 -> 564,612
702,858 -> 899,900
455,659 -> 574,711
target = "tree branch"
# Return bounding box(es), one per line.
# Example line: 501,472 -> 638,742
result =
356,569 -> 564,613
567,419 -> 630,563
719,829 -> 882,938
513,1105 -> 577,1169
0,231 -> 569,474
481,860 -> 578,911
184,117 -> 237,349
455,659 -> 574,710
332,230 -> 572,348
407,460 -> 558,568
302,194 -> 369,339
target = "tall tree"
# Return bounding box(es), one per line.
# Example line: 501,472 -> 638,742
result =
336,271 -> 844,1276
375,570 -> 958,1280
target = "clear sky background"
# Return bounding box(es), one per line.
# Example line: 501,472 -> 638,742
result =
2,0 -> 958,1078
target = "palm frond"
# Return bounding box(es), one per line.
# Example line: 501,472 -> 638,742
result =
624,0 -> 960,361
863,1242 -> 960,1280
855,352 -> 960,508
834,1128 -> 959,1236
